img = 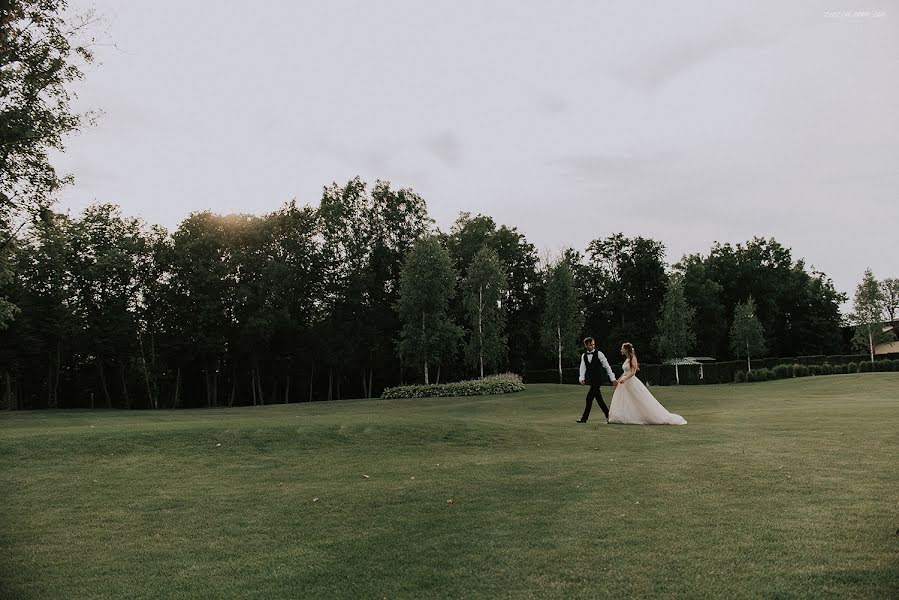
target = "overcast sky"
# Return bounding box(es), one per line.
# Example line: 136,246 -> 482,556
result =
56,1 -> 897,307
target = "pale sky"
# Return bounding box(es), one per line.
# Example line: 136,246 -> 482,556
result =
56,1 -> 898,308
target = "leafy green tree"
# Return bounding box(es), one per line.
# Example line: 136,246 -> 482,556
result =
167,212 -> 235,407
15,210 -> 76,407
489,224 -> 539,372
396,236 -> 460,384
852,269 -> 895,362
262,201 -> 325,403
229,213 -> 279,405
462,247 -> 507,378
1,1 -> 99,329
445,213 -> 540,374
674,254 -> 726,358
68,204 -> 149,408
317,178 -> 432,398
0,242 -> 19,330
787,268 -> 845,355
880,277 -> 899,321
654,274 -> 696,384
445,213 -> 497,275
729,297 -> 766,372
133,224 -> 171,409
541,257 -> 583,384
0,0 -> 97,226
362,181 -> 431,395
317,178 -> 369,397
1,212 -> 70,408
583,234 -> 667,362
693,238 -> 844,358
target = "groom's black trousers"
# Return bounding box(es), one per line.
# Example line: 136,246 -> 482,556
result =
582,385 -> 609,421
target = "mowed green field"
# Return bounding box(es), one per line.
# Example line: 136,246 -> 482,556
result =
1,374 -> 897,599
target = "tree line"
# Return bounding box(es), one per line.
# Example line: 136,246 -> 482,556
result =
0,176 -> 871,409
2,1 -> 893,410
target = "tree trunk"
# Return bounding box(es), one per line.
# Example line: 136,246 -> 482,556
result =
284,375 -> 290,404
150,334 -> 159,404
120,365 -> 131,409
250,369 -> 257,405
478,286 -> 484,379
327,368 -> 333,401
675,361 -> 680,385
869,330 -> 874,362
422,312 -> 429,384
746,351 -> 751,373
258,368 -> 265,405
173,367 -> 181,408
253,358 -> 263,405
54,341 -> 62,408
47,351 -> 54,408
336,369 -> 341,401
368,369 -> 373,399
229,367 -> 237,407
436,364 -> 440,385
4,371 -> 13,410
213,360 -> 220,407
97,359 -> 112,408
205,364 -> 214,408
139,334 -> 156,409
557,322 -> 563,384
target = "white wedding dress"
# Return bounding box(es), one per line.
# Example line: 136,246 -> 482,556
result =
608,361 -> 687,425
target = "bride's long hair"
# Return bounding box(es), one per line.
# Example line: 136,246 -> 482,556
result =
623,342 -> 639,372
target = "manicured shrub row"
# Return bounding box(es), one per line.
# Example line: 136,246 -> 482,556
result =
860,359 -> 899,372
733,359 -> 899,383
381,373 -> 525,399
523,358 -> 899,387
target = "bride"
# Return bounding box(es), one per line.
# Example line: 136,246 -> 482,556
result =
608,342 -> 687,425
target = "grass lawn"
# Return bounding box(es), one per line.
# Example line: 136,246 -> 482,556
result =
1,374 -> 897,599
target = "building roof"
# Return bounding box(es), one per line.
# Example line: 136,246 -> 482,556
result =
662,357 -> 717,365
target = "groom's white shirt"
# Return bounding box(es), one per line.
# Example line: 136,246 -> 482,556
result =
579,350 -> 616,383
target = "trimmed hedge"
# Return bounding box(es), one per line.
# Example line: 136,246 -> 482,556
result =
729,358 -> 899,383
698,360 -> 743,385
772,364 -> 793,379
825,354 -> 869,365
746,368 -> 773,382
874,359 -> 896,372
381,373 -> 525,399
524,355 -> 899,386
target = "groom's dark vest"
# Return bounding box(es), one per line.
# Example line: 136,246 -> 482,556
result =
582,350 -> 605,385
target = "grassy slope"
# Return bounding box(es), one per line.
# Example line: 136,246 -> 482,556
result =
1,374 -> 897,599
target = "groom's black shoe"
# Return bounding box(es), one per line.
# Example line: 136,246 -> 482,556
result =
576,419 -> 587,423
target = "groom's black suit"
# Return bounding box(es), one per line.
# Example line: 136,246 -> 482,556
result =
580,349 -> 614,422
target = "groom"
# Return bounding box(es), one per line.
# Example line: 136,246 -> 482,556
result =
577,337 -> 618,423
